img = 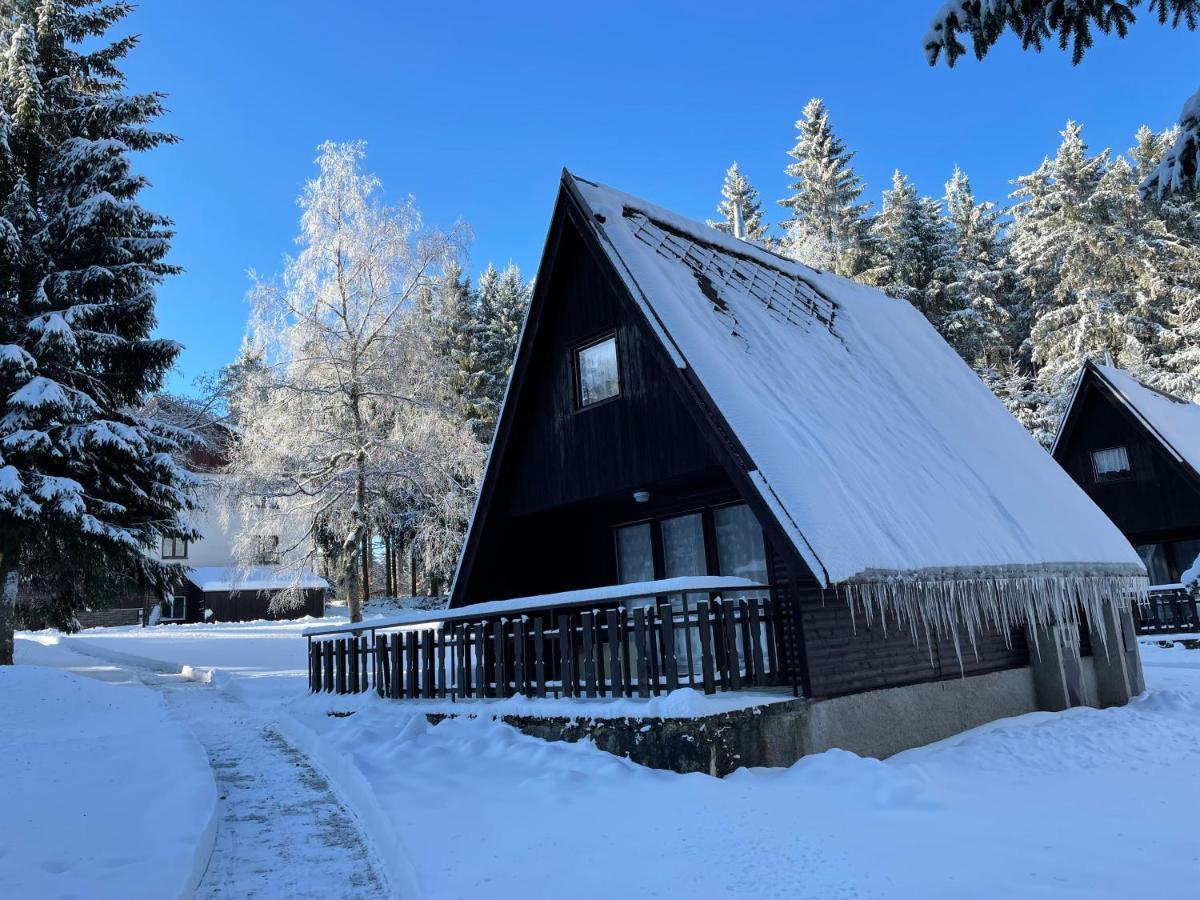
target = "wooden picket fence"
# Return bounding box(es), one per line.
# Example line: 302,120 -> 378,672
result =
1135,587 -> 1200,635
307,587 -> 793,701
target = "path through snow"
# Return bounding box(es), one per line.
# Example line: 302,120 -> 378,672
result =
158,674 -> 388,899
21,637 -> 390,900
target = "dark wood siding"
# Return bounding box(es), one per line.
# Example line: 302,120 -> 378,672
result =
499,225 -> 718,517
793,570 -> 1029,699
457,221 -> 731,605
185,585 -> 325,623
1055,379 -> 1200,544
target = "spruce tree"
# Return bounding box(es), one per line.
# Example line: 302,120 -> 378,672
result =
1132,127 -> 1200,398
866,170 -> 958,327
432,261 -> 490,432
982,363 -> 1061,449
941,167 -> 1013,369
707,161 -> 768,242
0,1 -> 195,663
473,262 -> 530,443
779,98 -> 873,275
1016,123 -> 1181,399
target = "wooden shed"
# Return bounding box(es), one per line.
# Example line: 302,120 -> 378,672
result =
173,566 -> 327,624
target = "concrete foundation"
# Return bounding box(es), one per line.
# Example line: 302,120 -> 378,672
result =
429,666 -> 1043,776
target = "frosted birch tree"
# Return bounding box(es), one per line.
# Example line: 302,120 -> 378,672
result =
225,142 -> 480,621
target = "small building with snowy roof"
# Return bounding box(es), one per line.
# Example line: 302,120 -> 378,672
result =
1053,361 -> 1200,632
78,395 -> 330,627
309,172 -> 1146,766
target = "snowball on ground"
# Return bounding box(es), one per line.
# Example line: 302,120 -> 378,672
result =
1,641 -> 217,900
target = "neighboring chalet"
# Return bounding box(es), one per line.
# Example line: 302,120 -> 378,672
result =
308,173 -> 1146,766
83,397 -> 328,627
1053,362 -> 1200,631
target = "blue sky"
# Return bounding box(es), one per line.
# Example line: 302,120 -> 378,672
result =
116,2 -> 1198,394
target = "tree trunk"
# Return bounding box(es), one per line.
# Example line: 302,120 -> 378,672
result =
383,531 -> 393,598
410,548 -> 418,598
400,535 -> 410,600
0,554 -> 17,666
360,527 -> 371,606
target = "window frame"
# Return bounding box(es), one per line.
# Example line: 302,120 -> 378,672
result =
611,501 -> 767,586
160,592 -> 187,621
572,330 -> 621,411
1090,445 -> 1132,484
161,537 -> 189,560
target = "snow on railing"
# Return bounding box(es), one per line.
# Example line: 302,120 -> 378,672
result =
305,580 -> 794,701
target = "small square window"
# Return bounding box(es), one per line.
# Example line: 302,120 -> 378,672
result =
162,537 -> 188,559
1091,446 -> 1131,483
576,334 -> 620,408
161,593 -> 186,621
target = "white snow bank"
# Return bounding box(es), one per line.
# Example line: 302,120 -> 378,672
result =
2,644 -> 218,900
40,616 -> 328,705
572,176 -> 1142,585
305,684 -> 791,720
304,575 -> 764,636
187,564 -> 328,592
284,667 -> 1200,899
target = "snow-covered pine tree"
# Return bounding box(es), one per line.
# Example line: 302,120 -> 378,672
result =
432,260 -> 491,435
981,362 -> 1061,449
707,161 -> 768,242
941,167 -> 1013,369
1018,123 -> 1180,401
866,170 -> 958,327
473,262 -> 530,443
1130,126 -> 1200,399
225,142 -> 480,621
778,98 -> 873,275
0,1 -> 196,664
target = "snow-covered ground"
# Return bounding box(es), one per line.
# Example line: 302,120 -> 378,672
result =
11,621 -> 1200,899
2,640 -> 218,900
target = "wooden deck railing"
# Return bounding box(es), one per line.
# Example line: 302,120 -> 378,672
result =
306,585 -> 794,701
1135,586 -> 1200,635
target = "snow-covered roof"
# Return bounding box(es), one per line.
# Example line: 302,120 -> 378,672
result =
304,576 -> 765,637
187,566 -> 328,594
1087,364 -> 1200,478
569,174 -> 1143,596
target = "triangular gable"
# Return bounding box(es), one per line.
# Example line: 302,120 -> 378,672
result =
449,180 -> 795,608
1093,364 -> 1200,482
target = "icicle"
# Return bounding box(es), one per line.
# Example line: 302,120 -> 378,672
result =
841,564 -> 1147,670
